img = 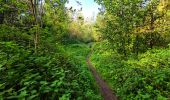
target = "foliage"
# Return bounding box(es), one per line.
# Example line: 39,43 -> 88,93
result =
91,42 -> 170,99
1,0 -> 170,99
66,8 -> 98,43
0,41 -> 102,99
68,21 -> 95,43
92,0 -> 170,99
95,0 -> 170,56
64,43 -> 102,100
0,0 -> 102,99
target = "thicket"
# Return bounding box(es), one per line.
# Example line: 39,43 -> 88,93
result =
95,0 -> 170,55
0,0 -> 101,99
91,0 -> 170,99
67,10 -> 98,43
91,41 -> 170,99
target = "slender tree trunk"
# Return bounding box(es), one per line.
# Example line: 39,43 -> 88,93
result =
135,35 -> 139,55
150,8 -> 154,49
0,13 -> 4,24
30,0 -> 39,54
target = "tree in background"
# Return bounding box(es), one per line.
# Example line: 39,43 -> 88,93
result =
0,0 -> 102,99
66,2 -> 96,43
95,0 -> 170,56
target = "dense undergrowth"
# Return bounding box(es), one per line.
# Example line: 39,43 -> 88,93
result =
0,25 -> 102,99
1,0 -> 169,99
64,43 -> 102,100
91,41 -> 170,100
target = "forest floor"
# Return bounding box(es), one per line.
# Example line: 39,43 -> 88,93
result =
86,48 -> 117,100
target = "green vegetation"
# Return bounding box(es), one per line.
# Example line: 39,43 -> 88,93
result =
90,0 -> 170,99
0,0 -> 170,99
91,41 -> 170,99
0,0 -> 101,99
64,43 -> 101,100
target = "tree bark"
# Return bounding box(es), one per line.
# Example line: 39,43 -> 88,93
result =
0,13 -> 4,24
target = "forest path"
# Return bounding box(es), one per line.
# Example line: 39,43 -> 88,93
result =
86,48 -> 117,100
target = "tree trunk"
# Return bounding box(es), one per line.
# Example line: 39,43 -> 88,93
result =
150,8 -> 154,49
30,0 -> 39,54
0,13 -> 4,24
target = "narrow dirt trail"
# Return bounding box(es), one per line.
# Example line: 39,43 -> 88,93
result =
86,49 -> 117,100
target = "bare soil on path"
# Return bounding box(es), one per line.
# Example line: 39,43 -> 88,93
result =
86,49 -> 117,100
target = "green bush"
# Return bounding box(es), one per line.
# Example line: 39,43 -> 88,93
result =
64,43 -> 102,100
0,42 -> 102,99
91,42 -> 170,100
